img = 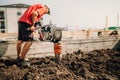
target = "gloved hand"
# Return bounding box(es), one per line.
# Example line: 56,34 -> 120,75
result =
27,26 -> 37,32
30,26 -> 36,32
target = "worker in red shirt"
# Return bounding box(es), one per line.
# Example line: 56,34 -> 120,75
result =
16,4 -> 50,67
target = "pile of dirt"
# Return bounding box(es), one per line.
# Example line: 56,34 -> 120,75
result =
0,49 -> 120,80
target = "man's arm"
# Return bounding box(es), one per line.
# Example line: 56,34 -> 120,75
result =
30,11 -> 39,31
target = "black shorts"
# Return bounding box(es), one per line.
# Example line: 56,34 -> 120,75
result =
18,21 -> 33,41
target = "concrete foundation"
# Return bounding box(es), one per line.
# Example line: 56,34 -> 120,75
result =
0,36 -> 120,58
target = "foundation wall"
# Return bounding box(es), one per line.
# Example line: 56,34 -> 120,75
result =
0,30 -> 120,58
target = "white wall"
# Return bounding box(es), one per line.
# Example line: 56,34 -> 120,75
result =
6,8 -> 18,33
6,8 -> 26,33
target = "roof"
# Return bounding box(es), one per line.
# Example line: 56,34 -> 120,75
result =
0,3 -> 30,8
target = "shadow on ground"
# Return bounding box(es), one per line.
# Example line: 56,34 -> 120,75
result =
0,41 -> 9,58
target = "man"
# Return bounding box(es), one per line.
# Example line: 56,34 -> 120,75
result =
16,4 -> 50,67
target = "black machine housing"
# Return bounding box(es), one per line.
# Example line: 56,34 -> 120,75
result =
35,22 -> 62,43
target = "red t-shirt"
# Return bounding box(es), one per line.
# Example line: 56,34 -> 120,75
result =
19,4 -> 47,25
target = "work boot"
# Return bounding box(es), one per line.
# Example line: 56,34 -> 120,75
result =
16,58 -> 30,67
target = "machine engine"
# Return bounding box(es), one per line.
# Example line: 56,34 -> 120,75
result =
36,23 -> 62,43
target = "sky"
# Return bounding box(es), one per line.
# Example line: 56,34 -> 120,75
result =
0,0 -> 120,30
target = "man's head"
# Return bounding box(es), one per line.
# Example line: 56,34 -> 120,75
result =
44,5 -> 51,15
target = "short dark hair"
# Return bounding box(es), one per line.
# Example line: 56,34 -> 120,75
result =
44,5 -> 51,15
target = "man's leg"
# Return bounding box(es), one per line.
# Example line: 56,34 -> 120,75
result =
19,41 -> 33,59
16,40 -> 24,58
17,22 -> 33,67
16,41 -> 32,67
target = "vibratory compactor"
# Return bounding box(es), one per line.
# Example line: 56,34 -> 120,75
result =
36,22 -> 62,63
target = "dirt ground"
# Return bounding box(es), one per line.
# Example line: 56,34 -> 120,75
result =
0,49 -> 120,80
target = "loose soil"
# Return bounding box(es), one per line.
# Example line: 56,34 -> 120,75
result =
0,49 -> 120,80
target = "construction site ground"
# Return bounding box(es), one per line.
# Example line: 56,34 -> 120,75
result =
0,49 -> 120,80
